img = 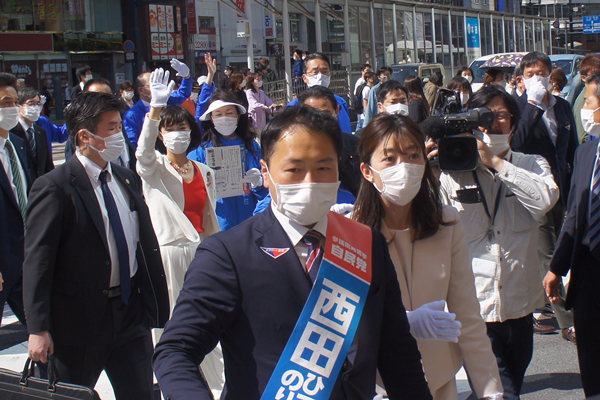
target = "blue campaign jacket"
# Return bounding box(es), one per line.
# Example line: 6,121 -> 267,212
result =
124,75 -> 193,148
287,95 -> 352,133
195,82 -> 216,124
187,137 -> 268,231
362,82 -> 380,127
153,206 -> 432,400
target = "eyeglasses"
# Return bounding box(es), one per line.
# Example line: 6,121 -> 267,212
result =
23,101 -> 41,107
494,111 -> 512,122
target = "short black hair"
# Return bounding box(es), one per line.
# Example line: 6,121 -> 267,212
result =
377,80 -> 409,103
468,86 -> 521,130
447,77 -> 472,94
120,80 -> 134,91
304,52 -> 330,72
297,86 -> 337,111
294,49 -> 303,58
513,65 -> 523,77
83,78 -> 112,92
18,87 -> 39,104
364,71 -> 376,81
66,92 -> 122,149
430,71 -> 443,86
156,105 -> 202,155
519,51 -> 552,74
585,70 -> 600,102
76,65 -> 91,81
361,63 -> 372,72
261,105 -> 342,165
377,67 -> 392,76
0,72 -> 17,91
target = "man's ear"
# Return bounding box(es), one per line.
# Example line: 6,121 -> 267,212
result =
377,102 -> 386,114
260,159 -> 270,189
302,74 -> 309,85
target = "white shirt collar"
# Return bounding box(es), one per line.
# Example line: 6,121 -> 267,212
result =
76,150 -> 113,184
270,201 -> 328,247
19,118 -> 32,132
141,99 -> 151,108
0,134 -> 7,150
79,81 -> 85,90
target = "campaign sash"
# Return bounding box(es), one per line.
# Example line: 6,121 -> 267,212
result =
260,211 -> 373,400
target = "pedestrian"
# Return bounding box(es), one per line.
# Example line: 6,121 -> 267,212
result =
153,104 -> 433,400
189,91 -> 268,231
354,112 -> 503,400
446,77 -> 472,109
362,66 -> 393,127
119,80 -> 135,109
286,52 -> 352,133
0,72 -> 33,328
219,65 -> 232,91
455,67 -> 474,85
227,71 -> 249,110
124,59 -> 193,148
356,71 -> 377,129
439,86 -> 559,398
24,91 -> 170,399
246,73 -> 279,132
573,55 -> 600,143
293,49 -> 304,89
354,63 -> 372,95
404,75 -> 431,123
260,58 -> 277,82
424,71 -> 443,110
70,65 -> 92,100
135,68 -> 223,396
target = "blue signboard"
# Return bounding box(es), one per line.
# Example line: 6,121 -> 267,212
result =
466,18 -> 481,60
584,16 -> 600,34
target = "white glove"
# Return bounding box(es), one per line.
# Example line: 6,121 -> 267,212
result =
170,59 -> 190,78
40,95 -> 47,105
406,300 -> 461,342
243,168 -> 263,188
330,203 -> 354,215
524,75 -> 547,107
149,68 -> 175,108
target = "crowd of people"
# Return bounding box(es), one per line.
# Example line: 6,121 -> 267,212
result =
0,49 -> 599,400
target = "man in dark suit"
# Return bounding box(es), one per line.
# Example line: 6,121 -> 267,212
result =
544,71 -> 600,397
0,73 -> 34,327
23,92 -> 169,399
10,87 -> 54,182
153,105 -> 432,400
70,65 -> 92,101
511,52 -> 579,339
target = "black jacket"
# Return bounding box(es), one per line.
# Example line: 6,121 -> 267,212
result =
10,122 -> 54,182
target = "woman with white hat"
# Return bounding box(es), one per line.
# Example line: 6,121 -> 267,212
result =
189,90 -> 268,230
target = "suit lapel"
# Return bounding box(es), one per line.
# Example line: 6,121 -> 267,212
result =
578,144 -> 596,236
380,222 -> 411,309
254,207 -> 312,307
0,159 -> 19,211
69,156 -> 109,252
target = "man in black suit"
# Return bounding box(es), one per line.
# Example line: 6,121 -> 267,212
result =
544,71 -> 600,397
511,52 -> 578,339
153,105 -> 432,400
23,92 -> 169,399
10,87 -> 54,182
70,65 -> 92,101
0,72 -> 33,327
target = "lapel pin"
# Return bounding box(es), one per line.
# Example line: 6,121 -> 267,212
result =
261,247 -> 290,259
126,179 -> 130,184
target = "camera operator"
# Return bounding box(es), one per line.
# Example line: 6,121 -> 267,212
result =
437,86 -> 559,399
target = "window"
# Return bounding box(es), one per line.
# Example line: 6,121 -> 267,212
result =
198,17 -> 214,28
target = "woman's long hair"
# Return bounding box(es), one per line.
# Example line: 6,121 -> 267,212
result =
404,76 -> 430,121
228,71 -> 244,92
200,91 -> 257,155
352,113 -> 446,241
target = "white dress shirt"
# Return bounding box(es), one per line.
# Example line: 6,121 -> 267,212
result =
538,94 -> 558,145
0,135 -> 28,205
76,151 -> 139,287
19,118 -> 33,133
271,202 -> 327,271
439,151 -> 559,322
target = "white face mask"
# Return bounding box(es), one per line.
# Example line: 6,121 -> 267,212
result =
213,116 -> 238,137
22,105 -> 42,122
240,80 -> 247,89
475,130 -> 511,156
385,103 -> 409,116
83,74 -> 93,83
162,130 -> 191,154
464,75 -> 473,84
86,130 -> 126,162
379,76 -> 389,83
256,80 -> 263,88
0,106 -> 20,131
306,73 -> 331,88
123,91 -> 134,100
524,75 -> 550,92
496,79 -> 507,87
268,169 -> 340,226
581,106 -> 600,137
461,93 -> 470,105
370,163 -> 424,206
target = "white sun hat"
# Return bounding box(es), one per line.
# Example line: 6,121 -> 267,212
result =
199,100 -> 247,121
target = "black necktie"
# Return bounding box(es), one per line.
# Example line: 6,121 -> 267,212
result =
26,127 -> 37,159
4,140 -> 27,222
302,230 -> 324,283
99,170 -> 131,303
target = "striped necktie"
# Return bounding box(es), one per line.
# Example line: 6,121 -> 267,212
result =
589,153 -> 600,252
26,127 -> 37,158
4,140 -> 27,222
302,230 -> 324,283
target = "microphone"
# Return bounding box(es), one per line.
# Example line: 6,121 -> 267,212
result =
419,116 -> 446,142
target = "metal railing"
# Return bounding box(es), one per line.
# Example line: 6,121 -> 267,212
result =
263,70 -> 351,106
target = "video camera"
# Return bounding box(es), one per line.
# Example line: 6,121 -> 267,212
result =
421,89 -> 495,172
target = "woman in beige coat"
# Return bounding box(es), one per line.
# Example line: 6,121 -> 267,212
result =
136,68 -> 222,396
353,113 -> 503,400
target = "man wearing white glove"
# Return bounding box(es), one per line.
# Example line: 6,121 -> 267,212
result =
511,52 -> 578,342
124,59 -> 194,148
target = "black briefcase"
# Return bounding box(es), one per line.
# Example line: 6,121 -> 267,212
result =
0,358 -> 101,399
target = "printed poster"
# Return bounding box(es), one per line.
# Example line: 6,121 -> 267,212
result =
166,6 -> 175,32
205,146 -> 245,198
149,5 -> 158,33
